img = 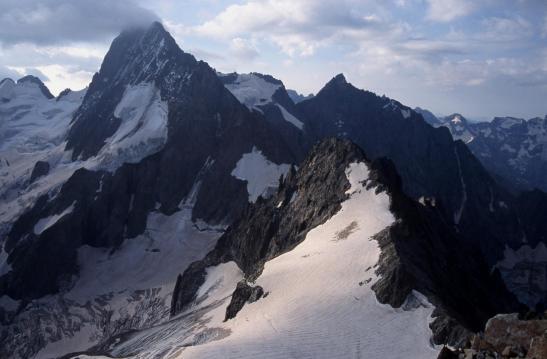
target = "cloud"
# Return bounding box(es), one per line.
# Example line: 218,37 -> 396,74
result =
0,0 -> 158,46
230,38 -> 259,60
425,0 -> 475,22
0,65 -> 20,80
479,16 -> 533,42
23,68 -> 50,82
193,0 -> 385,56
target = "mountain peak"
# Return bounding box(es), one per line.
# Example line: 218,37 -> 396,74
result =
0,77 -> 14,86
331,73 -> 348,85
317,73 -> 353,96
16,75 -> 54,99
445,113 -> 468,125
91,21 -> 192,88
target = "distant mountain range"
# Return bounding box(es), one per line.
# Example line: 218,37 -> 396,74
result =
0,22 -> 545,359
415,108 -> 547,192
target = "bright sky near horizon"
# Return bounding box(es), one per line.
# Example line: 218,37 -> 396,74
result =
0,0 -> 546,120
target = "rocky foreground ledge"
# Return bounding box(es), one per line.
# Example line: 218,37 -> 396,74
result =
438,312 -> 547,359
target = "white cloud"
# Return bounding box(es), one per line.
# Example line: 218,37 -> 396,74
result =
230,38 -> 259,60
193,0 -> 384,57
479,16 -> 533,42
426,0 -> 475,22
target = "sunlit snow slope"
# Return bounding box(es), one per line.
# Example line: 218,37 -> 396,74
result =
89,161 -> 439,359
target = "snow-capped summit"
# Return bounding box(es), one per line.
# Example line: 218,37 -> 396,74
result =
220,71 -> 309,159
442,113 -> 475,143
17,75 -> 54,99
1,22 -> 300,358
65,21 -> 197,162
0,75 -> 54,103
220,72 -> 282,111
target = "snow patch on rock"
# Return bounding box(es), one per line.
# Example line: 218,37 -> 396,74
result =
276,104 -> 303,129
95,82 -> 168,171
231,147 -> 290,202
33,201 -> 75,235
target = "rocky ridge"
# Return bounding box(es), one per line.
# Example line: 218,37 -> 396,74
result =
171,138 -> 519,347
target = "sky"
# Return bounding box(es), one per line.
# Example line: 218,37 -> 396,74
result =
0,0 -> 546,120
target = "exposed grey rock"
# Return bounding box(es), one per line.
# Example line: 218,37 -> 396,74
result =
224,281 -> 264,321
56,88 -> 72,101
414,107 -> 442,126
29,160 -> 49,183
286,89 -> 313,104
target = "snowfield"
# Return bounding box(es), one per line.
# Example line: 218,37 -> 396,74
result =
25,203 -> 222,359
0,81 -> 86,237
0,79 -> 196,359
223,73 -> 280,112
231,147 -> 291,202
95,82 -> 168,171
0,80 -> 169,240
223,73 -> 303,129
84,161 -> 439,359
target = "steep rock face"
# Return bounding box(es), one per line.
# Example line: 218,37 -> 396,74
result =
296,75 -> 523,266
29,161 -> 50,183
171,138 -> 518,348
368,158 -> 518,345
224,281 -> 264,321
415,107 -> 443,126
1,23 -> 298,302
171,138 -> 358,315
220,72 -> 309,161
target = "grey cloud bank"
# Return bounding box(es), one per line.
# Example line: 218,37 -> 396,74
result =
0,0 -> 158,46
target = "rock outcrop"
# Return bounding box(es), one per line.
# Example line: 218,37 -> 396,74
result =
28,160 -> 50,183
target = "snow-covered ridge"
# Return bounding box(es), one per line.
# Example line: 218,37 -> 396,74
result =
231,147 -> 291,202
90,161 -> 438,359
